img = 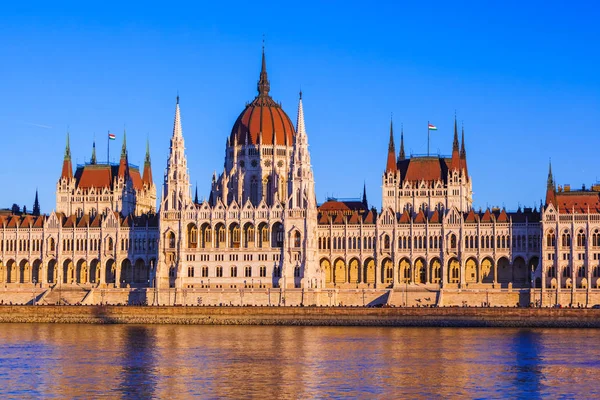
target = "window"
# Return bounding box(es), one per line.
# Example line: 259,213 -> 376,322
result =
245,266 -> 252,277
231,266 -> 237,277
188,266 -> 194,277
216,266 -> 223,277
294,266 -> 300,277
202,266 -> 209,277
168,232 -> 176,248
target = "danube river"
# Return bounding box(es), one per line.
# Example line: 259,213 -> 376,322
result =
0,324 -> 598,398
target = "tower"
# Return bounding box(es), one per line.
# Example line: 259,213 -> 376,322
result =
382,119 -> 399,211
157,95 -> 192,290
56,132 -> 75,215
285,91 -> 319,288
161,95 -> 192,211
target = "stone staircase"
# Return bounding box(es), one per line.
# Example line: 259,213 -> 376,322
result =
43,286 -> 90,305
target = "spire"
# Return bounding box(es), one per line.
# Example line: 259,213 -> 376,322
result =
172,95 -> 183,139
91,141 -> 97,164
64,131 -> 71,160
385,118 -> 397,172
121,129 -> 127,159
142,139 -> 153,187
362,182 -> 368,208
257,45 -> 270,97
296,90 -> 306,137
453,114 -> 459,152
451,114 -> 461,170
32,189 -> 40,216
60,132 -> 73,180
398,123 -> 405,161
460,123 -> 466,158
546,159 -> 556,206
194,183 -> 199,204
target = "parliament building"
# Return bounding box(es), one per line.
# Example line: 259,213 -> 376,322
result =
0,50 -> 596,307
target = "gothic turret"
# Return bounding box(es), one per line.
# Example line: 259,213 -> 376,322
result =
118,130 -> 128,178
451,115 -> 461,171
90,141 -> 97,165
142,139 -> 153,187
32,189 -> 40,216
60,132 -> 73,181
162,95 -> 191,211
385,119 -> 397,173
546,160 -> 556,206
398,124 -> 405,162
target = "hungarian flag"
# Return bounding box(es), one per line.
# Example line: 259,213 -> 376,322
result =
428,124 -> 438,130
108,132 -> 116,140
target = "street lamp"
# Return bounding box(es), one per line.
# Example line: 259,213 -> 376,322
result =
32,278 -> 37,306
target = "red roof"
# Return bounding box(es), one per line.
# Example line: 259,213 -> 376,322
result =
555,191 -> 600,214
77,165 -> 113,189
130,168 -> 143,191
400,157 -> 450,183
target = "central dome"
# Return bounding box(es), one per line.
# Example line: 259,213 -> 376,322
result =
230,50 -> 296,146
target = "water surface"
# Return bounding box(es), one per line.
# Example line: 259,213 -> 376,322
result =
0,324 -> 598,398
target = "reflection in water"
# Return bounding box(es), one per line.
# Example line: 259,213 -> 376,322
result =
511,330 -> 544,397
0,325 -> 599,398
118,326 -> 157,398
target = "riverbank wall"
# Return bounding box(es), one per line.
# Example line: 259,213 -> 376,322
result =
1,305 -> 600,327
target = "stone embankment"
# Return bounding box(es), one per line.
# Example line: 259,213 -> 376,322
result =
0,306 -> 600,327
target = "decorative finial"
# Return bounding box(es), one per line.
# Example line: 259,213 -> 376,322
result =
299,89 -> 302,100
176,91 -> 179,105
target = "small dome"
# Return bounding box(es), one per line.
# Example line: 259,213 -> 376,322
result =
229,50 -> 295,146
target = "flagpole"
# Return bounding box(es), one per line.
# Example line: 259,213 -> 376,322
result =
427,121 -> 430,156
107,130 -> 110,164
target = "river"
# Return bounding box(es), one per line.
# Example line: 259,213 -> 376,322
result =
0,324 -> 598,398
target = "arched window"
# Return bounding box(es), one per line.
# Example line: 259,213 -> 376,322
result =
188,266 -> 194,277
450,234 -> 457,249
577,230 -> 586,247
167,232 -> 175,248
187,224 -> 198,248
294,231 -> 301,248
384,235 -> 390,250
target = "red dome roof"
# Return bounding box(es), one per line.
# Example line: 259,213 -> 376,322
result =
230,50 -> 296,146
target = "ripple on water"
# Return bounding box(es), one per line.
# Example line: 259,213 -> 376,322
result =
0,324 -> 599,398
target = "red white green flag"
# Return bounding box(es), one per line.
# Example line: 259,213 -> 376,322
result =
108,132 -> 116,140
428,123 -> 438,130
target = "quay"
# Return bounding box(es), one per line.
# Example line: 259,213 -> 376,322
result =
1,305 -> 600,328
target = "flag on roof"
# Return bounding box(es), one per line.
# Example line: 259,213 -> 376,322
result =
108,132 -> 116,140
428,124 -> 437,130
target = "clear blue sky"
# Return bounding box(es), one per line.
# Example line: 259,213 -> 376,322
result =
1,1 -> 599,213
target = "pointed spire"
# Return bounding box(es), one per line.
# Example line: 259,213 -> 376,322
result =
547,159 -> 554,188
172,94 -> 183,138
142,139 -> 153,186
451,114 -> 461,171
121,129 -> 127,159
64,131 -> 71,160
386,118 -> 397,172
145,139 -> 151,165
296,90 -> 306,138
398,123 -> 405,161
91,141 -> 97,164
453,113 -> 459,152
460,123 -> 466,158
257,45 -> 270,97
194,183 -> 199,204
32,189 -> 40,216
362,182 -> 368,208
546,159 -> 556,206
60,132 -> 73,180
